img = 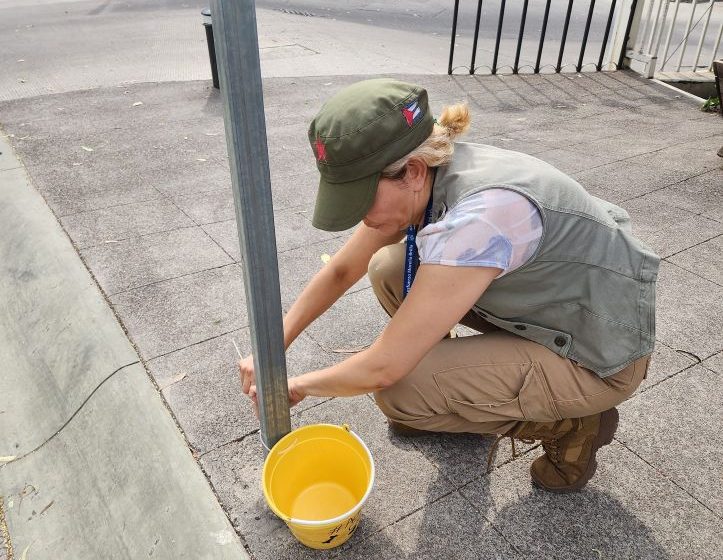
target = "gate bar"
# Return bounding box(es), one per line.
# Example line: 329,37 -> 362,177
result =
492,0 -> 507,74
577,0 -> 597,72
448,0 -> 460,74
514,0 -> 530,73
618,0 -> 640,69
535,0 -> 553,73
470,0 -> 485,74
557,0 -> 575,73
597,0 -> 618,70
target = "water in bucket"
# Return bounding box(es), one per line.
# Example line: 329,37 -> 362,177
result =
263,424 -> 375,549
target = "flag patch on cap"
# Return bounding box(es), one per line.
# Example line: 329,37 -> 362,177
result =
401,99 -> 423,127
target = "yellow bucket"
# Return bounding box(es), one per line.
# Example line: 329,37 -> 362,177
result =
262,423 -> 375,549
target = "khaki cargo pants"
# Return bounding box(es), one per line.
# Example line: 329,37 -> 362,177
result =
369,244 -> 650,435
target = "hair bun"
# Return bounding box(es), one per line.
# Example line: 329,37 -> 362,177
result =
438,103 -> 471,139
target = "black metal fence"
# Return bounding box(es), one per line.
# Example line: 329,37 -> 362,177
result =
448,0 -> 640,74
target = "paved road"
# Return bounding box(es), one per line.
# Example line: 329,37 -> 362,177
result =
258,0 -> 723,69
1,0 -> 720,102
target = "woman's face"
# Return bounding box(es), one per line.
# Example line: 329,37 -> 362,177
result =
363,159 -> 430,235
362,177 -> 415,235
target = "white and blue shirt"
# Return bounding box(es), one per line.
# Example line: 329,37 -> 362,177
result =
418,188 -> 543,277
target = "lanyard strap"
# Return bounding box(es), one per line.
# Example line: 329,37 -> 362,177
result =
403,193 -> 434,299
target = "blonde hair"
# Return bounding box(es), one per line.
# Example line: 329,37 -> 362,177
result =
381,102 -> 471,179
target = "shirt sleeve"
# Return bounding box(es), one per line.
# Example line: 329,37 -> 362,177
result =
417,188 -> 542,276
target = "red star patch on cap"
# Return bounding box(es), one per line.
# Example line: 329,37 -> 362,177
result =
315,137 -> 327,162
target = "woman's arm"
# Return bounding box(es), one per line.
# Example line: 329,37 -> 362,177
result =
281,224 -> 404,348
239,223 -> 402,395
290,263 -> 502,399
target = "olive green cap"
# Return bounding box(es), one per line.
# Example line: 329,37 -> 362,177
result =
308,79 -> 434,231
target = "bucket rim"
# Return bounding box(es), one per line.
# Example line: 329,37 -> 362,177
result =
262,423 -> 376,527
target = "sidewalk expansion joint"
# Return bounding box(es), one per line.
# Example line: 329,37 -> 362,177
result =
633,359 -> 700,397
146,325 -> 247,362
198,429 -> 260,459
107,261 -> 239,298
661,257 -> 723,289
73,223 -> 200,252
613,438 -> 722,520
458,488 -> 524,556
0,360 -> 139,469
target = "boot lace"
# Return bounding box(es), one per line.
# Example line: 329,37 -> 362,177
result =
486,434 -> 536,473
541,439 -> 561,464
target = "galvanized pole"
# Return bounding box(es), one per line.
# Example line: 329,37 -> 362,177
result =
210,0 -> 291,451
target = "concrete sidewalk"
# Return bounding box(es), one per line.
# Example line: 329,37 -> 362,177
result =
1,69 -> 721,559
0,135 -> 248,558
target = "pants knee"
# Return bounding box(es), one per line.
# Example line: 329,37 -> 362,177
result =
373,383 -> 418,423
367,243 -> 404,293
373,388 -> 404,422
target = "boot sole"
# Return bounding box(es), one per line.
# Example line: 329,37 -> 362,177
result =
532,408 -> 619,493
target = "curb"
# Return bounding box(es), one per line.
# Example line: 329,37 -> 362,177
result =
0,132 -> 249,559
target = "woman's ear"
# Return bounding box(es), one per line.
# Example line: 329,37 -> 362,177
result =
404,158 -> 428,192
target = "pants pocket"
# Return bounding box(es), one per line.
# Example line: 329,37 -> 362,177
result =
433,362 -> 560,424
518,363 -> 563,422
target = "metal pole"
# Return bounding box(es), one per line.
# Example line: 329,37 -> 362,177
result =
661,0 -> 682,71
557,0 -> 575,73
598,0 -> 619,71
492,0 -> 507,75
676,0 -> 699,71
618,0 -> 640,70
210,0 -> 291,451
645,0 -> 664,55
577,0 -> 597,72
513,0 -> 530,74
470,0 -> 484,74
535,0 -> 552,73
448,0 -> 460,74
692,1 -> 715,73
652,0 -> 671,58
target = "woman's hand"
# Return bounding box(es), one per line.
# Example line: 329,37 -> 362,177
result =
288,378 -> 307,408
238,354 -> 255,395
246,379 -> 307,419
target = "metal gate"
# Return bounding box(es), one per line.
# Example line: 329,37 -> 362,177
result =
447,0 -> 639,74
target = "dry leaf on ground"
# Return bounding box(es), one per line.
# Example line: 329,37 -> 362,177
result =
159,373 -> 187,391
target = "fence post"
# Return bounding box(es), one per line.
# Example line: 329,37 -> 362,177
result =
618,0 -> 659,77
210,0 -> 291,452
611,0 -> 646,73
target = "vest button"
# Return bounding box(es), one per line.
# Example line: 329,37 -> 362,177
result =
554,336 -> 567,347
514,324 -> 527,330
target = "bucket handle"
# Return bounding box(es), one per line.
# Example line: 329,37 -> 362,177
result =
275,436 -> 300,457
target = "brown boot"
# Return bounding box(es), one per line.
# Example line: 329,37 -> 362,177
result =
490,408 -> 619,493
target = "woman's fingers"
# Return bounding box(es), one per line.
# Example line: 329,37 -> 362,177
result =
239,355 -> 255,395
249,385 -> 259,418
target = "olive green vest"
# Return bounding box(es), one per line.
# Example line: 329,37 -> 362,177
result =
431,143 -> 659,377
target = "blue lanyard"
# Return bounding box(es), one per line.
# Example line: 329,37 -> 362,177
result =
403,193 -> 434,299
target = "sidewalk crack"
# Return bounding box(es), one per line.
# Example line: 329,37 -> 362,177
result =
0,360 -> 139,468
614,439 -> 722,521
